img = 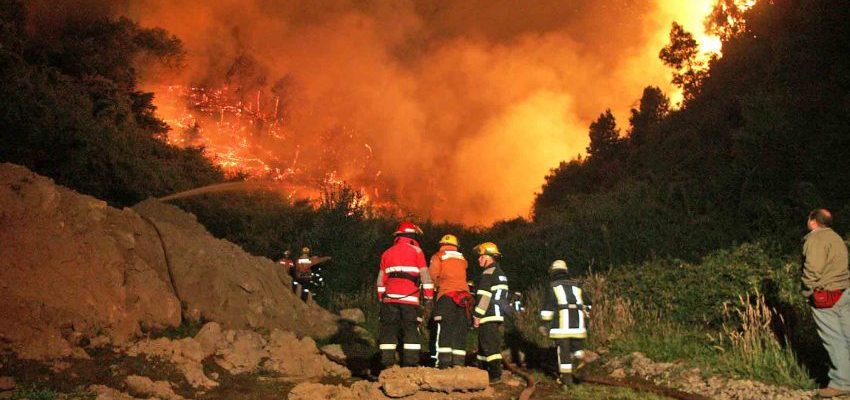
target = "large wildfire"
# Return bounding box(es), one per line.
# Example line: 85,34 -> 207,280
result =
102,1 -> 753,225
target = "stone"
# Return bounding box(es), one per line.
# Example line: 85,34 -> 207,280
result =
379,366 -> 489,397
88,385 -> 141,400
320,344 -> 346,362
263,330 -> 350,378
124,375 -> 184,400
0,377 -> 15,391
215,329 -> 268,374
609,368 -> 626,379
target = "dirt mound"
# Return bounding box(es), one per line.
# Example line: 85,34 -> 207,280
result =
0,163 -> 336,360
132,199 -> 336,338
0,163 -> 181,359
288,367 -> 491,400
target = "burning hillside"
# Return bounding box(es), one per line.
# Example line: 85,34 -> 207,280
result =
102,0 -> 756,225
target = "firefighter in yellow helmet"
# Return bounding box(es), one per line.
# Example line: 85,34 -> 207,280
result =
429,234 -> 472,368
472,242 -> 509,384
540,259 -> 591,387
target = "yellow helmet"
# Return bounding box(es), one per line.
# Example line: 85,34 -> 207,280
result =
473,242 -> 501,258
549,259 -> 568,273
301,247 -> 310,254
439,234 -> 459,247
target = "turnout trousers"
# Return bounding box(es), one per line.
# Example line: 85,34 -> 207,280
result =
433,296 -> 470,367
555,338 -> 585,384
379,301 -> 422,367
477,322 -> 503,381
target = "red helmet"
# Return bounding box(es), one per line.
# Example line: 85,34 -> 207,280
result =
394,221 -> 423,236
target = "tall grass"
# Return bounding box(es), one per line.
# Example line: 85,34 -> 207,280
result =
718,293 -> 815,388
583,273 -> 636,349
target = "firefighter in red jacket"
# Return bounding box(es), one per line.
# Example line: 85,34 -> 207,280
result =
377,221 -> 434,367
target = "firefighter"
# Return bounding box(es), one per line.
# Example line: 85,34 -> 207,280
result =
472,242 -> 509,384
540,259 -> 592,387
429,234 -> 473,368
293,247 -> 315,302
377,221 -> 434,367
278,250 -> 294,275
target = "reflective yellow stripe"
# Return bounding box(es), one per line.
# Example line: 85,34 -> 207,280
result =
549,332 -> 587,339
452,349 -> 466,355
476,290 -> 491,297
486,353 -> 503,362
474,307 -> 486,315
491,284 -> 509,291
379,344 -> 397,350
479,315 -> 504,323
540,310 -> 554,321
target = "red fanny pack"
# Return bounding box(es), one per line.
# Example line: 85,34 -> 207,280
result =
813,289 -> 844,309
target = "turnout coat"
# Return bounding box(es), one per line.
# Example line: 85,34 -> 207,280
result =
540,272 -> 592,339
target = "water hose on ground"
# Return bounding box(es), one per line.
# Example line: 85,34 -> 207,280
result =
503,360 -> 536,400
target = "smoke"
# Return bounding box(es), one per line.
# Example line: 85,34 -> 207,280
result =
34,0 -> 721,225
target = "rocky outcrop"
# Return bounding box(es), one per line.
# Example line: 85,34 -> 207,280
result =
0,163 -> 337,360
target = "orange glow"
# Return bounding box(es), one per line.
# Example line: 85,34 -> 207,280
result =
120,1 -> 754,225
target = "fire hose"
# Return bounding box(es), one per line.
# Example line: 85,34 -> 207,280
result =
502,359 -> 710,400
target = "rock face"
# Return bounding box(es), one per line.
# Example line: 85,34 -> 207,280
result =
287,367 -> 491,400
0,163 -> 337,360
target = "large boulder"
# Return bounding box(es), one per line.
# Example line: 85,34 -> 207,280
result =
0,164 -> 181,359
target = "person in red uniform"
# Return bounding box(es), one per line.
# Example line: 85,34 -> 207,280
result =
377,221 -> 434,367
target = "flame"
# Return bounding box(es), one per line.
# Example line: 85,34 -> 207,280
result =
133,1 -> 757,225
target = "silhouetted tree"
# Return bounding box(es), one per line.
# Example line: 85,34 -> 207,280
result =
586,109 -> 623,161
659,22 -> 709,103
628,86 -> 670,147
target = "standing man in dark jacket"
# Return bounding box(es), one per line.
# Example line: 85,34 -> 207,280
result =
376,221 -> 434,367
472,242 -> 508,384
802,209 -> 850,398
540,259 -> 591,387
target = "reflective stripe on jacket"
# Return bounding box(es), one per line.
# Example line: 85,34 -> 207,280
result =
540,272 -> 591,339
474,262 -> 508,324
429,245 -> 469,299
377,237 -> 433,305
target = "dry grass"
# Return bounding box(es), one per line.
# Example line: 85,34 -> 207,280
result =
583,273 -> 636,348
718,293 -> 814,388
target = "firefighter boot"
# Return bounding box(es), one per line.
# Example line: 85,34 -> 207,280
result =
487,361 -> 502,384
558,373 -> 575,388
